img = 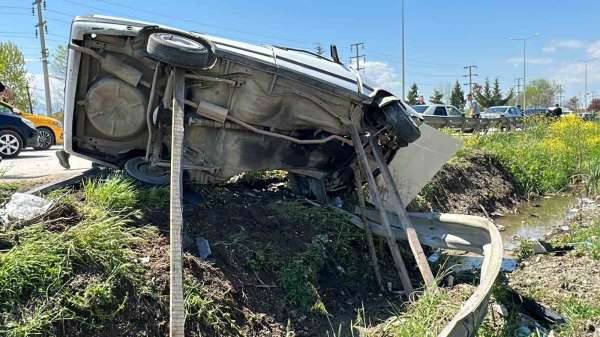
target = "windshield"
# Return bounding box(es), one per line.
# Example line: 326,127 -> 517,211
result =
411,105 -> 429,113
485,107 -> 507,113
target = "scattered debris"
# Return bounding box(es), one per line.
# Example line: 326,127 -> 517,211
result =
4,192 -> 52,221
195,237 -> 211,260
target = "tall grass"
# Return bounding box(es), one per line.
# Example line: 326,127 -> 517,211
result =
464,116 -> 600,195
83,174 -> 137,211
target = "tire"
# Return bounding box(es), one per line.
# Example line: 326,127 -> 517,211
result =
124,156 -> 170,185
0,130 -> 23,158
34,127 -> 55,150
146,32 -> 216,69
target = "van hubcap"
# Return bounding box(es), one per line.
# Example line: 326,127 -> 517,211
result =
0,134 -> 19,156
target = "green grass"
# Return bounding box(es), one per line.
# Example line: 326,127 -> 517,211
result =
559,220 -> 600,260
184,278 -> 241,335
0,213 -> 151,336
380,286 -> 471,337
83,174 -> 138,211
462,116 -> 600,196
266,201 -> 368,315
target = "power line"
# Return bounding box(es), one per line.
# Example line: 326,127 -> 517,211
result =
463,65 -> 478,95
350,42 -> 365,72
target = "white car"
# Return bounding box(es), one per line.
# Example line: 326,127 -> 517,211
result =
480,106 -> 523,118
63,15 -> 421,190
411,104 -> 464,117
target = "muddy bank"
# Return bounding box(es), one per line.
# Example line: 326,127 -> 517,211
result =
409,152 -> 524,216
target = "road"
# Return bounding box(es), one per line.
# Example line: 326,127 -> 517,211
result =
0,146 -> 92,184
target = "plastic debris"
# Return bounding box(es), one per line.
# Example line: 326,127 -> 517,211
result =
5,193 -> 53,221
195,237 -> 211,260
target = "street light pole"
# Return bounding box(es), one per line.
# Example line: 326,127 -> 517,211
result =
510,33 -> 539,109
401,0 -> 405,99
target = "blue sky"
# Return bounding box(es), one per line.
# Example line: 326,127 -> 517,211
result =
1,0 -> 599,111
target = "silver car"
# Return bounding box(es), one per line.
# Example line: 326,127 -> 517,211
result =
480,106 -> 523,118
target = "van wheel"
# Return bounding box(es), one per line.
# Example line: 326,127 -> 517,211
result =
146,32 -> 216,69
34,127 -> 54,150
124,156 -> 170,185
0,130 -> 23,158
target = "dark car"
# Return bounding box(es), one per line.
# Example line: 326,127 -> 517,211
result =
523,108 -> 548,116
0,102 -> 39,158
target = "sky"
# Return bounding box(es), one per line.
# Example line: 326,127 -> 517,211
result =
1,0 -> 599,113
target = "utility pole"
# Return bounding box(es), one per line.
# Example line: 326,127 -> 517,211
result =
33,0 -> 52,116
350,42 -> 365,72
25,84 -> 34,114
463,65 -> 478,95
556,84 -> 564,106
510,33 -> 539,110
514,77 -> 523,99
401,0 -> 405,99
584,61 -> 588,113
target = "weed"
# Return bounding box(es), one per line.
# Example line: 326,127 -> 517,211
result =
137,186 -> 169,209
185,278 -> 241,335
463,116 -> 600,195
83,174 -> 137,211
560,220 -> 600,259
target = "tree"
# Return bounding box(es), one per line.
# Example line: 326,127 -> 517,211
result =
450,80 -> 465,108
566,96 -> 580,111
589,98 -> 600,112
0,42 -> 32,111
429,90 -> 444,104
50,45 -> 68,112
523,79 -> 559,108
406,83 -> 419,104
475,78 -> 513,108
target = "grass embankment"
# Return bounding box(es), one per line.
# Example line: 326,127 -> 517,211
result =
1,174 -> 409,336
461,115 -> 600,196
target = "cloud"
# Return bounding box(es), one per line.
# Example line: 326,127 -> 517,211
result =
359,61 -> 402,95
587,41 -> 600,59
549,60 -> 600,86
542,39 -> 585,53
506,57 -> 553,65
28,72 -> 64,114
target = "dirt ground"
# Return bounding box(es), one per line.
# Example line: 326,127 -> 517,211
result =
408,152 -> 523,217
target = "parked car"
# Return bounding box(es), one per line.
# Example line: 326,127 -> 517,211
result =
481,106 -> 523,118
523,107 -> 547,116
0,102 -> 39,158
411,104 -> 464,117
64,15 -> 421,190
0,101 -> 63,150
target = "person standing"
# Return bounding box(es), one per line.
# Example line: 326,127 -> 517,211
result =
417,95 -> 426,105
465,93 -> 480,118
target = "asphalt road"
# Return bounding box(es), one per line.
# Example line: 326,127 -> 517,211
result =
0,145 -> 92,183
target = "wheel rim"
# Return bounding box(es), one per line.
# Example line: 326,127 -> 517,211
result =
0,134 -> 20,156
38,129 -> 52,148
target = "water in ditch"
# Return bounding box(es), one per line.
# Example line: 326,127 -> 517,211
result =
436,193 -> 578,273
496,193 -> 578,251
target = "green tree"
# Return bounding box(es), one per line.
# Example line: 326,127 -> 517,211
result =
450,80 -> 465,108
406,83 -> 418,104
566,96 -> 580,111
523,79 -> 559,108
475,78 -> 513,108
0,42 -> 32,111
429,90 -> 444,104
